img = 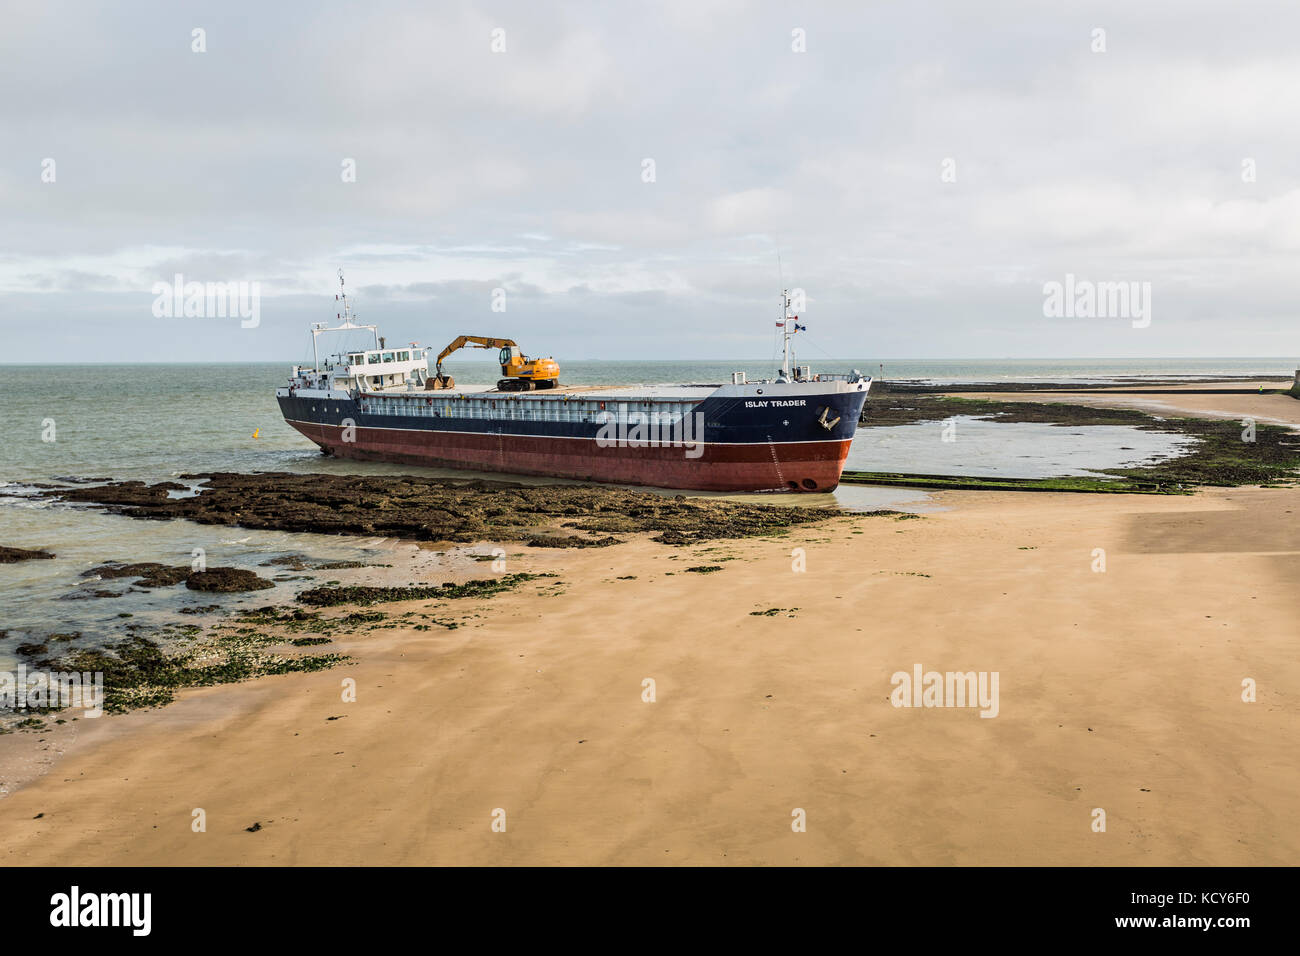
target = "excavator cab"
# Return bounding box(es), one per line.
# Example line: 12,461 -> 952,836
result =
498,345 -> 522,371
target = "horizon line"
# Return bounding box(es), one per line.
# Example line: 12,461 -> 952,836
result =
2,356 -> 1299,368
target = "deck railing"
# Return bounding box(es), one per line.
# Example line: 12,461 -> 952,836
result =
358,392 -> 700,427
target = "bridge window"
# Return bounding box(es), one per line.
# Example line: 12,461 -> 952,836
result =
367,353 -> 381,364
398,350 -> 410,361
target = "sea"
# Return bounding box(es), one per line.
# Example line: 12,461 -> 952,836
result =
0,358 -> 1292,656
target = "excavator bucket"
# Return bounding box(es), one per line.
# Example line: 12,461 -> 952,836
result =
426,373 -> 455,390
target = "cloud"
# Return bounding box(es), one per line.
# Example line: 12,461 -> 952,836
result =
2,0 -> 1299,361
705,188 -> 793,233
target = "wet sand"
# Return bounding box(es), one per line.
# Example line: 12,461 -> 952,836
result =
1,382 -> 1296,866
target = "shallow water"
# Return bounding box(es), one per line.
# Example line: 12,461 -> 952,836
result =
850,416 -> 1199,479
0,496 -> 510,665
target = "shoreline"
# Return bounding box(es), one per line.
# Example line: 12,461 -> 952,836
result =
1,381 -> 1298,865
943,381 -> 1300,429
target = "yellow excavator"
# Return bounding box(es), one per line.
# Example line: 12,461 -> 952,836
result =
427,335 -> 560,392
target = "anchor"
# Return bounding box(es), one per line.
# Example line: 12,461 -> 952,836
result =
817,406 -> 841,431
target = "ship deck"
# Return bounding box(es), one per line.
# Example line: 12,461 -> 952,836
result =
371,382 -> 724,402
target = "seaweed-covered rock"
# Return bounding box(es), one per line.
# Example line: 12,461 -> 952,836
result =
82,562 -> 190,587
297,573 -> 548,607
41,634 -> 345,713
526,534 -> 620,548
0,546 -> 55,563
185,567 -> 275,592
34,472 -> 847,546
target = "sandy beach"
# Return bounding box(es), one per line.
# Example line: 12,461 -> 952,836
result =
956,379 -> 1300,428
1,384 -> 1296,865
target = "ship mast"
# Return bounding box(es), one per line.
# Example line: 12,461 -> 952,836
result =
338,268 -> 353,325
779,289 -> 795,380
311,269 -> 380,370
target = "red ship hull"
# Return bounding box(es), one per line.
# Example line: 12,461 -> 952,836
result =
285,420 -> 852,493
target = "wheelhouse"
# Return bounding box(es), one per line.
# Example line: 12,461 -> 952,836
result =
323,346 -> 430,390
284,271 -> 431,393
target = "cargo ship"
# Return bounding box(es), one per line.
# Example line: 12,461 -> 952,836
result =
276,274 -> 871,492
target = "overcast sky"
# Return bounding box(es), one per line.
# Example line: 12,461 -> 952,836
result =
3,0 -> 1299,363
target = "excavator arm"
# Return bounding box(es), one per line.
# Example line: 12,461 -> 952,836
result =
435,335 -> 517,375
